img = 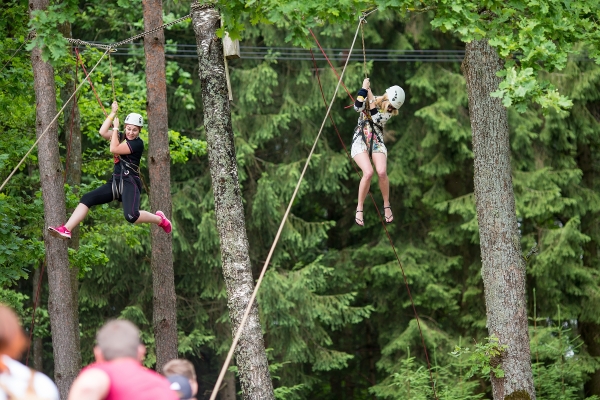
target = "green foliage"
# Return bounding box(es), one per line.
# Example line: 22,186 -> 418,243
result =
451,335 -> 508,379
531,317 -> 600,400
27,1 -> 78,62
3,1 -> 600,399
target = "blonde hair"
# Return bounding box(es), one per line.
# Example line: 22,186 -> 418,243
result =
0,305 -> 28,371
163,359 -> 196,381
373,93 -> 399,116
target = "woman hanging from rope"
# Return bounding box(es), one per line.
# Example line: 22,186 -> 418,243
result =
352,78 -> 405,226
49,101 -> 172,239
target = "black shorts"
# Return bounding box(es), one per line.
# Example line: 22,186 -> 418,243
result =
80,176 -> 142,223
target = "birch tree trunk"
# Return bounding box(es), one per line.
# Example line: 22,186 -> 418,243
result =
142,0 -> 178,372
462,39 -> 535,400
191,4 -> 275,399
29,0 -> 81,396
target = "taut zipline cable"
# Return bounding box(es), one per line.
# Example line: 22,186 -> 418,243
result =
208,16 -> 365,400
0,47 -> 111,193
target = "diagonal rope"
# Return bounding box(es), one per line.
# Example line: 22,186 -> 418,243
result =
208,17 -> 365,400
0,47 -> 112,193
310,45 -> 439,400
0,34 -> 32,75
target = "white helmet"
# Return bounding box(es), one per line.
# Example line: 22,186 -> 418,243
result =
124,113 -> 144,127
385,86 -> 405,109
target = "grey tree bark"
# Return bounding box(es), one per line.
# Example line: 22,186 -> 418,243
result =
142,0 -> 178,372
191,4 -> 275,399
29,0 -> 81,397
462,39 -> 535,400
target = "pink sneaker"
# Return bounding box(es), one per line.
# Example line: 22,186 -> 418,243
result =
48,225 -> 71,239
156,211 -> 172,234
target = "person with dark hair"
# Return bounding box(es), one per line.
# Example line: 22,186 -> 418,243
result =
68,319 -> 177,400
48,101 -> 172,240
0,304 -> 59,400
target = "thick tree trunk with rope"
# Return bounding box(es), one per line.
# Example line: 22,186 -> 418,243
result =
142,0 -> 178,372
462,39 -> 535,400
58,21 -> 82,353
191,4 -> 275,399
29,0 -> 81,396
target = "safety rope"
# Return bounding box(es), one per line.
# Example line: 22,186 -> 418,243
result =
75,47 -> 108,116
0,47 -> 112,193
309,36 -> 438,398
208,16 -> 365,400
360,17 -> 368,79
108,53 -> 116,103
64,49 -> 80,183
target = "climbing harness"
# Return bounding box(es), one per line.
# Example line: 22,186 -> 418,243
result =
112,157 -> 142,201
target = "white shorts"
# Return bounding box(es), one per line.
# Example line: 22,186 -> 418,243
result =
350,138 -> 387,158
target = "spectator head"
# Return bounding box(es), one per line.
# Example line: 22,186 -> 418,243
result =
93,319 -> 145,363
0,305 -> 28,371
167,374 -> 193,399
163,359 -> 198,396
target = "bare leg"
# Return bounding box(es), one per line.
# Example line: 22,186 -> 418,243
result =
135,210 -> 162,225
64,203 -> 90,231
354,152 -> 374,225
372,153 -> 393,222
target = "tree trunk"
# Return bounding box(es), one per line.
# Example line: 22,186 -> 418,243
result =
31,266 -> 44,372
582,323 -> 600,396
461,39 -> 535,400
29,0 -> 81,397
142,0 -> 178,372
58,21 -> 82,358
191,4 -> 275,399
220,365 -> 237,400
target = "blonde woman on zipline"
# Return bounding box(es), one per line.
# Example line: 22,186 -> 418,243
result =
49,101 -> 172,239
352,78 -> 405,226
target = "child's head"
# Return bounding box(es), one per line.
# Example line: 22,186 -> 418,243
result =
163,359 -> 198,397
0,305 -> 28,372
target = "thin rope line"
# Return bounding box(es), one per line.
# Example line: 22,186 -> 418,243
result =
208,17 -> 364,400
0,35 -> 31,74
25,263 -> 45,366
360,17 -> 368,79
0,47 -> 111,193
64,51 -> 79,183
76,47 -> 107,116
310,23 -> 438,399
108,53 -> 116,102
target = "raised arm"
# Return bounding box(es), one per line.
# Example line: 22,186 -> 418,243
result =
67,368 -> 110,400
99,101 -> 119,140
354,78 -> 377,114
